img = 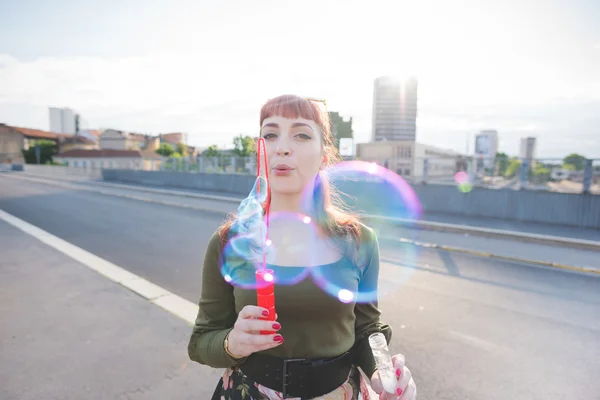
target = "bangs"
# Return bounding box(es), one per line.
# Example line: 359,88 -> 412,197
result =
260,95 -> 325,128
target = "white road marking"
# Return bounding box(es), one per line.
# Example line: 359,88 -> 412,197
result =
0,208 -> 198,325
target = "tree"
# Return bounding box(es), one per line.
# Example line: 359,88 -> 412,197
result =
22,140 -> 57,164
495,152 -> 509,176
156,143 -> 175,157
563,153 -> 586,170
204,145 -> 221,157
534,164 -> 550,175
232,135 -> 256,157
329,112 -> 353,152
176,143 -> 188,157
505,158 -> 521,178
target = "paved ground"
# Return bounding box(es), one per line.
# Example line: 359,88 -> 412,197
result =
0,219 -> 222,400
5,173 -> 600,271
1,175 -> 600,399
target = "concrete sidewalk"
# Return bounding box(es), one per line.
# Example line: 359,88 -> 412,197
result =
0,219 -> 221,400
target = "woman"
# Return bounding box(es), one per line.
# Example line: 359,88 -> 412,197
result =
188,95 -> 417,399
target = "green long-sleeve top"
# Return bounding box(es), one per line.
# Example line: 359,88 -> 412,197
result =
187,223 -> 392,379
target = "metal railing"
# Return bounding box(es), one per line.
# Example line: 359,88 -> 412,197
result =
155,155 -> 600,195
162,156 -> 255,174
368,156 -> 600,195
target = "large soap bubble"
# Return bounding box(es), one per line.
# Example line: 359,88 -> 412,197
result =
303,160 -> 423,303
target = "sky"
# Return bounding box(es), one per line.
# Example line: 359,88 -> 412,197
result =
0,0 -> 599,158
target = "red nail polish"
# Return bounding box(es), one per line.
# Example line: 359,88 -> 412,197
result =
396,368 -> 402,377
262,310 -> 269,317
272,323 -> 281,330
273,335 -> 283,342
396,388 -> 403,396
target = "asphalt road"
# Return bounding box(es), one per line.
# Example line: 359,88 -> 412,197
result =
18,170 -> 600,241
1,175 -> 599,400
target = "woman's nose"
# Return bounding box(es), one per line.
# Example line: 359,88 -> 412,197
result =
276,141 -> 291,156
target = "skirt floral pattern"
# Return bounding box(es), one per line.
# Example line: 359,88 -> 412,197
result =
217,365 -> 373,400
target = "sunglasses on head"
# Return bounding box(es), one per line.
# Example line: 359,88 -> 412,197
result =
305,97 -> 328,109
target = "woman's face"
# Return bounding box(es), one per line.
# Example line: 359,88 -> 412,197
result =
261,115 -> 324,195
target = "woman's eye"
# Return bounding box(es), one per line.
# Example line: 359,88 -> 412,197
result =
263,133 -> 277,140
296,133 -> 312,140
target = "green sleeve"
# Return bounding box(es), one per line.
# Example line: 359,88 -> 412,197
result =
187,231 -> 246,368
353,227 -> 393,379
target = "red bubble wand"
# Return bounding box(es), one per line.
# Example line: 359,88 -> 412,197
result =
255,138 -> 276,333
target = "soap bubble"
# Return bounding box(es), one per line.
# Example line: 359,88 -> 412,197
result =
454,171 -> 473,193
222,162 -> 424,301
300,161 -> 423,303
317,161 -> 422,220
219,176 -> 269,289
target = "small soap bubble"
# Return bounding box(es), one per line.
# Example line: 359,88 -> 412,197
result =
454,171 -> 473,193
337,289 -> 355,303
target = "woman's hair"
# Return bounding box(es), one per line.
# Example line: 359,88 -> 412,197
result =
218,94 -> 362,255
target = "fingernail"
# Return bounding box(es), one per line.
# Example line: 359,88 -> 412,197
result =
272,323 -> 281,330
396,368 -> 402,377
273,335 -> 283,342
262,310 -> 269,317
396,388 -> 403,396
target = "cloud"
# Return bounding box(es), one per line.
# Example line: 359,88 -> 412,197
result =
515,124 -> 539,132
1,53 -> 599,157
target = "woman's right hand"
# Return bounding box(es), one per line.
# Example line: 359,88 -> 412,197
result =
226,306 -> 284,359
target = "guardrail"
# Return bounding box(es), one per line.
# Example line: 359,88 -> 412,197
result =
21,164 -> 102,178
160,156 -> 600,195
102,169 -> 600,229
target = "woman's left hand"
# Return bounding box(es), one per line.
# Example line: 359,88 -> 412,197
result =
370,354 -> 417,399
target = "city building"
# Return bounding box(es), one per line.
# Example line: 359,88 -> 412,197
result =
356,140 -> 459,182
49,107 -> 78,134
76,129 -> 103,144
57,135 -> 98,152
158,132 -> 187,145
54,149 -> 165,171
519,137 -> 537,167
371,76 -> 418,142
0,123 -> 67,164
99,129 -> 147,150
474,130 -> 499,170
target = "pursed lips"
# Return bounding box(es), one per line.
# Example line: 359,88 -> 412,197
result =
272,164 -> 295,171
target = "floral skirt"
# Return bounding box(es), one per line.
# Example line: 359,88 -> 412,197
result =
215,364 -> 376,400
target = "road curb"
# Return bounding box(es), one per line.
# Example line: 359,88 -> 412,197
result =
0,207 -> 200,327
363,214 -> 600,252
378,235 -> 600,276
5,173 -> 599,277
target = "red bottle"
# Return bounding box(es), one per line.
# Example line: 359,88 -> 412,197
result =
256,269 -> 276,334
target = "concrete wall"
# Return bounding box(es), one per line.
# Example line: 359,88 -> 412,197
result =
102,169 -> 256,194
25,164 -> 102,178
0,128 -> 24,163
102,169 -> 600,229
337,180 -> 600,229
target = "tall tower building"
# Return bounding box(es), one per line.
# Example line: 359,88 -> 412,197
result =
475,130 -> 499,170
371,76 -> 418,142
49,107 -> 77,134
519,136 -> 537,167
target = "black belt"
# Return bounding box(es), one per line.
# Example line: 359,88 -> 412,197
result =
239,351 -> 354,399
